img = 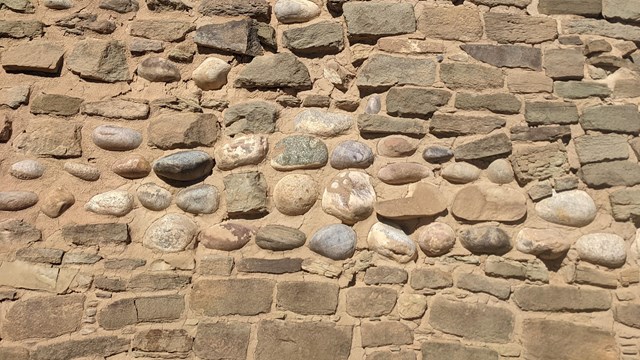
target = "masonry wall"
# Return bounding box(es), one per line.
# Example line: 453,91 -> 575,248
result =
1,0 -> 640,359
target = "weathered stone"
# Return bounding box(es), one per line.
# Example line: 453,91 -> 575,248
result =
544,48 -> 585,80
0,346 -> 29,360
283,21 -> 344,55
581,104 -> 640,134
524,101 -> 579,125
368,222 -> 417,263
92,125 -> 142,151
452,185 -> 527,222
30,336 -> 130,360
0,219 -> 41,243
603,0 -> 640,21
422,146 -> 453,163
377,135 -> 418,157
377,38 -> 443,55
514,285 -> 611,311
309,224 -> 357,260
42,0 -> 71,8
0,191 -> 38,211
539,0 -> 601,15
375,183 -> 447,220
224,101 -> 278,136
133,329 -> 192,355
216,134 -> 268,171
0,0 -> 34,12
224,171 -> 268,216
0,261 -> 57,291
94,275 -> 126,292
143,213 -> 197,252
364,266 -> 408,285
455,273 -> 511,300
563,18 -> 640,42
176,184 -> 219,214
343,2 -> 415,40
455,93 -> 521,114
62,223 -> 128,246
111,154 -> 151,179
330,140 -> 374,169
191,279 -> 274,316
99,0 -> 138,12
67,39 -> 129,82
137,57 -> 180,82
422,342 -> 499,360
431,114 -> 506,137
515,228 -> 572,260
429,296 -> 514,343
235,53 -> 311,89
554,81 -> 611,99
440,63 -> 504,90
276,281 -> 338,315
459,226 -> 512,255
322,171 -> 376,224
16,248 -> 63,264
198,0 -> 269,21
378,163 -> 432,185
346,287 -> 397,317
30,93 -> 82,116
454,133 -> 512,161
575,134 -> 629,165
361,322 -> 412,348
271,135 -> 328,170
13,118 -> 82,158
356,55 -> 436,91
40,187 -> 74,218
153,150 -> 214,182
294,109 -> 352,137
128,272 -> 190,291
10,160 -> 44,180
194,322 -> 251,360
576,233 -> 627,268
0,85 -> 29,109
510,125 -> 571,142
82,99 -> 149,119
484,13 -> 557,44
237,258 -> 302,274
2,42 -> 64,74
194,19 -> 261,56
574,265 -> 618,288
0,20 -> 43,38
273,174 -> 317,216
256,225 -> 306,251
580,161 -> 640,188
198,222 -> 255,251
2,294 -> 84,340
274,0 -> 320,24
256,321 -> 352,360
148,113 -> 217,150
418,6 -> 482,41
198,255 -> 233,276
487,256 -> 547,281
507,69 -> 553,93
610,188 -> 640,221
386,87 -> 451,119
410,268 -> 453,290
511,143 -> 569,184
358,114 -> 428,137
85,190 -> 133,216
397,294 -> 427,320
462,44 -> 541,70
614,303 -> 640,329
130,20 -> 193,42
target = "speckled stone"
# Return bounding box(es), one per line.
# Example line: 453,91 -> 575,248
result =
40,187 -> 74,218
458,226 -> 512,255
10,160 -> 44,180
535,190 -> 597,227
137,183 -> 172,211
153,150 -> 214,182
176,184 -> 219,214
330,140 -> 374,169
322,171 -> 376,224
144,213 -> 198,252
271,135 -> 328,170
215,134 -> 269,170
294,109 -> 353,137
576,233 -> 627,268
368,222 -> 417,263
198,222 -> 255,251
63,162 -> 100,181
309,223 -> 357,260
92,125 -> 142,151
378,163 -> 432,185
273,174 -> 318,215
416,222 -> 456,257
256,225 -> 306,251
112,154 -> 151,179
85,190 -> 134,217
422,146 -> 454,163
0,191 -> 38,211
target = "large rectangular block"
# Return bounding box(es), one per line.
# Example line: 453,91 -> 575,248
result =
276,281 -> 339,315
513,285 -> 611,311
191,279 -> 274,316
343,2 -> 415,40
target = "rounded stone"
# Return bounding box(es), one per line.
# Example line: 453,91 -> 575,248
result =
271,135 -> 328,170
368,222 -> 417,263
92,125 -> 142,151
378,163 -> 432,185
515,228 -> 573,260
322,171 -> 376,224
575,233 -> 627,268
441,162 -> 481,184
535,190 -> 597,227
422,146 -> 453,164
85,190 -> 134,217
365,95 -> 381,115
10,160 -> 44,180
137,57 -> 181,82
416,222 -> 456,257
0,191 -> 38,211
309,223 -> 357,260
486,159 -> 514,184
198,222 -> 255,251
215,134 -> 268,171
144,213 -> 198,252
256,225 -> 306,251
192,57 -> 232,90
330,140 -> 374,170
153,150 -> 214,182
175,184 -> 219,214
458,226 -> 512,255
43,0 -> 73,9
274,0 -> 320,23
112,154 -> 151,179
293,109 -> 353,137
377,135 -> 418,157
137,183 -> 172,211
40,187 -> 75,218
63,162 -> 100,181
273,174 -> 318,216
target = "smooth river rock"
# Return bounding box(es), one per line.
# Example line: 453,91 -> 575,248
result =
378,163 -> 432,185
422,146 -> 454,163
112,154 -> 151,179
0,191 -> 38,211
63,162 -> 100,181
377,135 -> 418,157
451,185 -> 527,222
198,222 -> 255,251
294,109 -> 353,137
575,233 -> 627,268
274,0 -> 320,23
486,159 -> 515,184
153,150 -> 214,182
85,190 -> 134,216
10,160 -> 44,180
515,228 -> 573,260
416,222 -> 456,257
192,57 -> 232,90
271,135 -> 328,170
144,213 -> 198,252
368,222 -> 417,263
273,174 -> 318,215
92,125 -> 142,151
322,171 -> 376,224
458,226 -> 512,255
40,187 -> 75,218
330,140 -> 374,169
137,183 -> 172,211
215,134 -> 268,170
176,184 -> 219,214
309,223 -> 357,260
441,162 -> 481,184
535,190 -> 597,227
256,225 -> 306,251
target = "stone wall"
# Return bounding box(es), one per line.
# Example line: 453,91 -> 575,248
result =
1,0 -> 640,359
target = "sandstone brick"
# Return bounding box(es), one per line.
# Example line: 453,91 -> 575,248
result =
13,118 -> 82,158
0,20 -> 44,39
191,279 -> 274,316
421,342 -> 499,360
2,294 -> 84,340
417,6 -> 482,42
0,347 -> 29,360
454,93 -> 521,114
1,41 -> 64,74
61,223 -> 129,246
136,295 -> 185,322
484,13 -> 557,44
194,19 -> 262,56
276,281 -> 339,315
343,2 -> 415,41
356,55 -> 436,91
15,247 -> 64,264
506,70 -> 553,93
104,257 -> 145,270
98,298 -> 138,330
525,101 -> 579,125
554,81 -> 611,99
194,322 -> 251,360
539,0 -> 601,16
455,273 -> 511,300
428,296 -> 514,343
148,113 -> 218,150
130,19 -> 194,42
237,258 -> 303,274
614,303 -> 640,328
67,39 -> 129,82
513,285 -> 611,311
283,21 -> 344,55
454,133 -> 512,161
30,335 -> 130,360
543,48 -> 585,80
579,161 -> 640,188
361,321 -> 413,347
385,87 -> 451,119
614,78 -> 640,98
461,44 -> 542,70
510,125 -> 571,142
410,268 -> 453,290
127,272 -> 191,291
440,63 -> 504,90
346,287 -> 397,317
358,114 -> 428,137
256,320 -> 352,360
563,19 -> 640,42
198,255 -> 234,275
603,0 -> 640,21
224,171 -> 268,216
430,114 -> 505,137
580,104 -> 640,134
610,188 -> 640,221
574,266 -> 618,288
133,329 -> 193,354
235,53 -> 312,89
94,275 -> 127,292
198,0 -> 269,21
377,38 -> 444,54
364,266 -> 408,285
369,350 -> 416,360
470,0 -> 530,7
574,134 -> 629,164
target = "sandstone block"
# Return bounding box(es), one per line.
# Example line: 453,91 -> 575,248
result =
256,321 -> 352,360
191,279 -> 274,316
276,281 -> 339,315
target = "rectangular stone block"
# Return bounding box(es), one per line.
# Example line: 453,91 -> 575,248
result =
194,322 -> 251,360
0,261 -> 58,292
614,303 -> 640,328
431,114 -> 506,137
135,295 -> 185,322
2,294 -> 84,340
224,171 -> 268,216
484,13 -> 557,44
455,273 -> 511,300
422,341 -> 499,360
377,38 -> 444,54
543,48 -> 585,80
525,101 -> 579,125
610,188 -> 640,221
197,0 -> 270,21
2,41 -> 64,74
453,133 -> 512,161
13,118 -> 82,158
345,287 -> 397,317
386,87 -> 451,119
61,223 -> 129,246
510,125 -> 571,142
30,336 -> 130,360
554,81 -> 611,99
358,114 -> 428,137
574,134 -> 629,164
579,161 -> 640,188
574,266 -> 618,288
513,285 -> 611,311
198,255 -> 234,276
15,247 -> 64,264
133,329 -> 193,354
194,19 -> 261,56
361,321 -> 413,347
440,63 -> 504,90
356,54 -> 436,91
410,268 -> 453,290
614,78 -> 640,98
276,281 -> 339,315
417,6 -> 482,41
127,272 -> 191,291
454,93 -> 521,114
191,279 -> 274,316
539,0 -> 601,16
364,266 -> 408,285
343,2 -> 415,41
507,70 -> 553,93
511,143 -> 569,184
461,44 -> 542,70
563,19 -> 640,42
237,258 -> 302,274
580,104 -> 640,134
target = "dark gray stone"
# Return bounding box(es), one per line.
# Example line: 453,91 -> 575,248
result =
224,101 -> 278,136
343,2 -> 415,41
453,133 -> 512,160
99,0 -> 139,13
194,19 -> 262,56
198,0 -> 270,21
309,224 -> 357,260
458,226 -> 512,255
422,146 -> 453,163
283,21 -> 344,55
152,150 -> 214,182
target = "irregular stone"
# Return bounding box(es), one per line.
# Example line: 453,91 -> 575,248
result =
610,187 -> 640,222
271,135 -> 328,170
422,146 -> 453,163
544,48 -> 586,80
30,93 -> 82,116
554,81 -> 611,99
535,190 -> 596,227
574,265 -> 618,288
223,171 -> 268,216
581,104 -> 640,134
0,85 -> 29,109
364,266 -> 408,285
273,174 -> 317,215
386,87 -> 451,119
528,181 -> 553,201
294,109 -> 352,137
441,162 -> 481,184
378,163 -> 432,185
194,322 -> 251,360
454,133 -> 512,161
330,140 -> 374,169
276,281 -> 338,315
416,222 -> 455,257
0,347 -> 29,360
397,294 -> 427,320
176,184 -> 219,214
410,268 -> 453,290
274,0 -> 320,24
511,143 -> 569,184
452,185 -> 526,222
67,39 -> 129,82
368,222 -> 416,263
63,251 -> 101,265
455,93 -> 521,114
148,113 -> 217,150
343,2 -> 415,40
92,125 -> 142,151
256,225 -> 306,251
62,223 -> 129,246
458,226 -> 512,255
309,224 -> 357,260
153,150 -> 214,182
358,114 -> 428,137
82,99 -> 149,120
356,54 -> 436,91
0,20 -> 43,38
194,19 -> 262,56
40,187 -> 74,218
576,233 -> 627,268
510,125 -> 571,142
346,287 -> 397,317
322,171 -> 376,224
10,159 -> 44,180
461,44 -> 541,71
514,285 -> 611,311
191,279 -> 274,316
603,0 -> 640,21
1,42 -> 64,74
143,213 -> 197,252
111,154 -> 151,179
130,20 -> 193,42
2,294 -> 84,340
85,190 -> 133,216
0,191 -> 38,211
133,329 -> 192,355
422,342 -> 499,360
137,57 -> 180,82
0,0 -> 34,12
375,182 -> 447,220
198,0 -> 269,21
235,53 -> 311,89
63,162 -> 100,181
455,273 -> 511,300
99,0 -> 138,12
215,134 -> 268,170
539,0 -> 601,15
484,13 -> 557,44
430,114 -> 506,137
614,303 -> 640,329
580,161 -> 640,188
1,116 -> 13,142
192,57 -> 231,90
256,21 -> 276,50
515,228 -> 572,260
283,21 -> 344,55
13,118 -> 82,158
224,101 -> 278,136
418,6 -> 482,41
525,101 -> 578,125
361,322 -> 412,347
563,18 -> 640,42
130,37 -> 163,55
136,183 -> 171,211
0,219 -> 41,243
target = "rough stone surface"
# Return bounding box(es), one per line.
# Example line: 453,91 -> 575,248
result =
283,21 -> 344,55
191,279 -> 274,316
451,185 -> 527,222
2,42 -> 64,74
192,57 -> 232,90
416,222 -> 455,257
67,39 -> 129,82
143,213 -> 197,252
455,93 -> 521,114
195,19 -> 261,57
2,294 -> 84,340
194,322 -> 251,360
515,228 -> 572,260
198,0 -> 269,21
576,233 -> 627,268
235,53 -> 312,89
85,190 -> 134,216
224,171 -> 268,216
458,226 -> 512,255
149,113 -> 217,149
368,222 -> 417,263
356,55 -> 436,91
440,63 -> 504,90
430,114 -> 506,137
343,2 -> 415,40
294,109 -> 352,137
418,6 -> 482,42
346,287 -> 397,317
375,183 -> 447,220
484,13 -> 557,44
511,143 -> 569,184
216,134 -> 268,170
256,321 -> 352,360
581,104 -> 640,134
422,342 -> 499,360
386,87 -> 451,119
580,161 -> 640,188
322,171 -> 376,224
513,285 -> 611,311
454,133 -> 512,161
461,44 -> 542,70
410,268 -> 453,290
224,101 -> 278,136
361,322 -> 412,348
273,174 -> 317,215
13,118 -> 82,158
176,184 -> 219,214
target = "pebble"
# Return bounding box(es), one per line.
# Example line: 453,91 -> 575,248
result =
441,162 -> 481,184
458,226 -> 512,255
10,160 -> 44,180
377,163 -> 432,185
293,109 -> 353,137
515,228 -> 572,260
92,125 -> 142,151
422,146 -> 454,163
575,233 -> 627,268
365,95 -> 381,114
0,191 -> 38,211
85,190 -> 134,217
137,57 -> 181,82
367,222 -> 417,263
192,57 -> 232,90
322,171 -> 376,224
273,174 -> 318,215
136,183 -> 172,211
40,187 -> 75,218
416,222 -> 456,257
330,140 -> 374,169
144,213 -> 198,252
309,223 -> 357,260
377,135 -> 418,157
153,150 -> 214,182
175,184 -> 219,214
451,185 -> 527,222
271,135 -> 328,170
535,190 -> 597,227
112,155 -> 151,179
198,222 -> 255,251
215,134 -> 268,171
43,0 -> 73,9
274,0 -> 320,23
256,225 -> 306,251
486,159 -> 514,184
63,162 -> 100,181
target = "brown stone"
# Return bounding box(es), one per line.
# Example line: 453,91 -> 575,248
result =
451,185 -> 527,222
236,258 -> 303,274
194,322 -> 251,360
191,279 -> 274,316
111,154 -> 151,179
30,336 -> 130,360
410,268 -> 453,290
40,186 -> 75,218
375,183 -> 447,220
127,272 -> 191,291
13,118 -> 82,158
361,321 -> 413,347
62,223 -> 129,246
417,6 -> 482,41
2,41 -> 64,74
2,294 -> 84,340
135,295 -> 185,322
453,133 -> 512,161
276,281 -> 339,315
148,113 -> 218,150
345,287 -> 397,317
430,114 -> 506,137
133,329 -> 193,354
422,342 -> 499,360
440,63 -> 504,90
513,285 -> 611,311
484,13 -> 558,44
198,222 -> 256,251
